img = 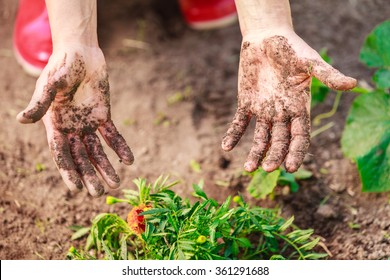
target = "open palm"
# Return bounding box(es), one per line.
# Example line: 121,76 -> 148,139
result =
222,31 -> 356,173
17,46 -> 133,197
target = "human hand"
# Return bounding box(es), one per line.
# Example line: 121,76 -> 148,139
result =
222,30 -> 356,173
17,45 -> 134,197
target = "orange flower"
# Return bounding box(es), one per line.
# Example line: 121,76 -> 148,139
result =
127,204 -> 151,235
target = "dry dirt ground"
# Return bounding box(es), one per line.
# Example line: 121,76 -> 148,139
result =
1,0 -> 390,260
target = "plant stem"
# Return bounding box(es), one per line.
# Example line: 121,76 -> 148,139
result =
350,86 -> 370,94
310,122 -> 334,139
313,91 -> 342,126
274,232 -> 305,260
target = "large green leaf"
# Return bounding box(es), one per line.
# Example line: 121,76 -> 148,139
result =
341,91 -> 390,159
357,134 -> 390,192
373,68 -> 390,89
247,168 -> 281,199
360,20 -> 390,89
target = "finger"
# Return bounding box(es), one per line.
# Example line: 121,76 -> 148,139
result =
99,120 -> 134,165
311,59 -> 357,91
222,108 -> 251,151
285,116 -> 310,173
69,135 -> 105,197
83,133 -> 121,189
262,122 -> 290,172
46,129 -> 84,193
244,120 -> 271,172
17,67 -> 69,124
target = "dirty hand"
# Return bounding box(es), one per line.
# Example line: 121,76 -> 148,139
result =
222,30 -> 356,173
17,46 -> 134,197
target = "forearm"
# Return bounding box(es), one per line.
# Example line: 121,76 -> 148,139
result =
235,0 -> 293,36
45,0 -> 98,49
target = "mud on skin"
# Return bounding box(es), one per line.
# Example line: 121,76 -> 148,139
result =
83,133 -> 120,187
39,53 -> 133,196
222,35 -> 355,173
22,54 -> 86,123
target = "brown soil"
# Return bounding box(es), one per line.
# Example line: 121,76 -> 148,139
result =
1,0 -> 389,260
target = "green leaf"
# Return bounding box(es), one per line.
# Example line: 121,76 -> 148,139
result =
120,237 -> 128,260
293,168 -> 313,180
270,255 -> 286,260
304,253 -> 328,260
341,89 -> 390,193
311,49 -> 332,108
287,229 -> 313,240
278,216 -> 294,232
360,20 -> 390,89
373,68 -> 390,89
299,237 -> 321,251
356,134 -> 390,192
101,241 -> 115,260
248,168 -> 281,199
192,183 -> 208,200
277,172 -> 300,193
311,78 -> 330,108
341,91 -> 390,159
231,240 -> 239,257
277,168 -> 312,193
85,233 -> 95,251
360,20 -> 390,68
140,208 -> 171,216
190,160 -> 202,173
71,227 -> 91,240
236,237 -> 252,248
294,233 -> 313,244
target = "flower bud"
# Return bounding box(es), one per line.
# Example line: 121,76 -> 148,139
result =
106,196 -> 120,205
196,235 -> 207,244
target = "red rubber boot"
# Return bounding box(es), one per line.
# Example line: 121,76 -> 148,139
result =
178,0 -> 237,30
13,0 -> 52,77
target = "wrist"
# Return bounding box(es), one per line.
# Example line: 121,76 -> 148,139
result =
242,27 -> 295,42
235,0 -> 293,37
46,0 -> 99,49
52,32 -> 99,50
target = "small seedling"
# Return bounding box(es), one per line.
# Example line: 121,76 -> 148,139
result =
167,86 -> 192,106
189,160 -> 202,173
348,222 -> 361,230
153,112 -> 169,126
123,118 -> 137,126
35,163 -> 46,172
247,167 -> 312,199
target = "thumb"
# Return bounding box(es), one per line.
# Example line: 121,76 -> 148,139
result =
17,70 -> 66,124
311,59 -> 357,91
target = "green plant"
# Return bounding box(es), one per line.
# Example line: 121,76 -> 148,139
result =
247,167 -> 313,199
341,20 -> 390,192
68,176 -> 326,260
311,49 -> 332,108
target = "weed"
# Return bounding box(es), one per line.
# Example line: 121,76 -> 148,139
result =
167,86 -> 192,106
189,160 -> 202,173
35,163 -> 46,172
247,167 -> 312,199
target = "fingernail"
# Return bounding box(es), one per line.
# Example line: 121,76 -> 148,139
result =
221,140 -> 232,151
244,162 -> 256,172
262,162 -> 275,173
